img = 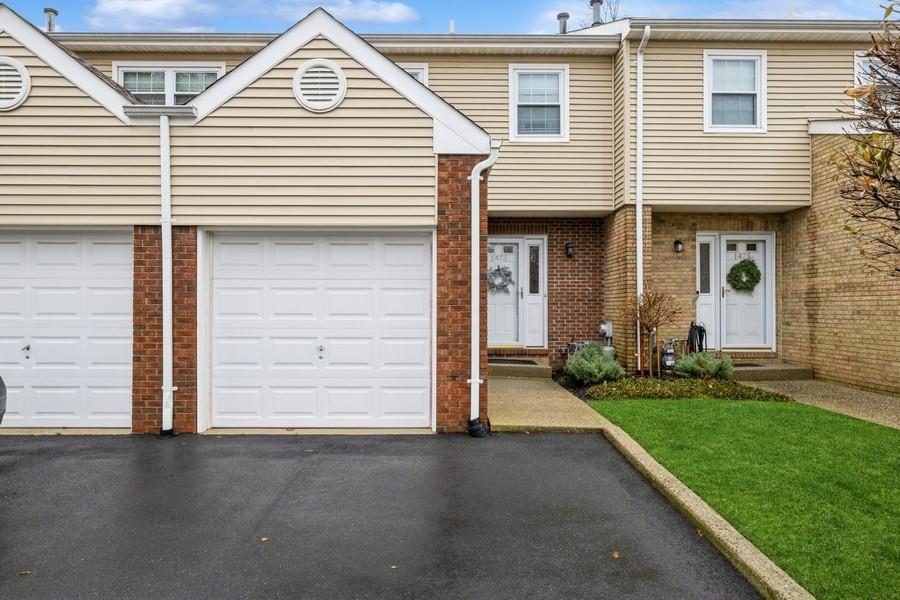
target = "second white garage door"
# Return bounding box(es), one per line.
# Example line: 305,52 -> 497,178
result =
211,233 -> 432,428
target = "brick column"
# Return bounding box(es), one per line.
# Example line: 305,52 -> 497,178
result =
132,226 -> 163,434
436,155 -> 489,432
131,225 -> 198,434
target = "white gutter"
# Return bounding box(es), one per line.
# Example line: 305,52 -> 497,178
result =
467,139 -> 502,437
160,114 -> 176,435
635,25 -> 651,373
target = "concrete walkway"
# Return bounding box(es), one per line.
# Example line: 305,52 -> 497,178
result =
746,379 -> 900,430
488,377 -> 606,432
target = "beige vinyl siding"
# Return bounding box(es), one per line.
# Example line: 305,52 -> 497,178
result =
391,54 -> 614,214
612,40 -> 631,208
170,37 -> 436,226
0,33 -> 160,225
77,52 -> 251,78
637,41 -> 863,210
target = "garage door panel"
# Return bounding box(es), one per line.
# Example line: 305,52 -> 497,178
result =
211,233 -> 431,429
0,231 -> 133,429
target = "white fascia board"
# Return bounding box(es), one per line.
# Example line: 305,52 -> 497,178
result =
808,119 -> 862,135
0,5 -> 133,123
188,8 -> 491,155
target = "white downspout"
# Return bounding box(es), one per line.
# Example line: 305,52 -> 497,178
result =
635,25 -> 651,373
160,114 -> 176,435
467,139 -> 502,437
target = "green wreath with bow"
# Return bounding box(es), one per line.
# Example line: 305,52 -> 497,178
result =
488,265 -> 515,294
727,258 -> 762,293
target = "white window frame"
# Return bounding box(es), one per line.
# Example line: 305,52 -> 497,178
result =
398,63 -> 428,86
703,50 -> 767,134
113,61 -> 226,105
509,64 -> 570,143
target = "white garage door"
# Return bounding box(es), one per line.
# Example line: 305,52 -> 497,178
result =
0,231 -> 133,428
211,233 -> 432,428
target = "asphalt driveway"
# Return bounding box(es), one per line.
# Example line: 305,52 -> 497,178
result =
0,434 -> 758,599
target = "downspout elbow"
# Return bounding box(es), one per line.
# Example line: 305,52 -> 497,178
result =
467,139 -> 502,438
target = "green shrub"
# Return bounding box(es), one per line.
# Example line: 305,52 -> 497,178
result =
675,352 -> 734,380
564,343 -> 626,385
586,377 -> 789,402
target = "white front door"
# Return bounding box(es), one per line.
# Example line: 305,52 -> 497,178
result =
0,231 -> 133,428
488,237 -> 547,348
722,237 -> 768,348
696,233 -> 775,350
487,240 -> 520,344
210,233 -> 432,429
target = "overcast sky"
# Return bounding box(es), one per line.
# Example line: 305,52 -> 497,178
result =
4,0 -> 886,34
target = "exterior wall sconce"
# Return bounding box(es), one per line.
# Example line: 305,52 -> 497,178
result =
565,242 -> 576,258
674,240 -> 685,253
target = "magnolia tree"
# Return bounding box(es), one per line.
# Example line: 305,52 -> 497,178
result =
840,3 -> 900,277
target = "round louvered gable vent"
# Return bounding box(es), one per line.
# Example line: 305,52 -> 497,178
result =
0,57 -> 31,111
293,59 -> 347,113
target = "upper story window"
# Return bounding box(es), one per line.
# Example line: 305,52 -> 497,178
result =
114,63 -> 225,105
399,63 -> 428,86
509,65 -> 569,142
703,50 -> 767,133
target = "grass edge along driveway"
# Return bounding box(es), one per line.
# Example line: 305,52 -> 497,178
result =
591,398 -> 900,600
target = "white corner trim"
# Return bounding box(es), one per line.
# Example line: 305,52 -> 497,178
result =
508,63 -> 570,143
808,119 -> 861,134
703,49 -> 767,134
196,228 -> 210,434
187,8 -> 490,154
0,55 -> 30,110
0,5 -> 133,122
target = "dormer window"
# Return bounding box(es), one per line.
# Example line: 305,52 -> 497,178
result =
114,63 -> 225,105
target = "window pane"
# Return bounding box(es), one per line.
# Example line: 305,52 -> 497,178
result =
518,72 -> 560,104
403,67 -> 426,84
699,243 -> 711,294
518,105 -> 561,136
712,59 -> 757,92
857,59 -> 874,84
122,71 -> 165,94
174,71 -> 218,105
529,245 -> 540,294
711,93 -> 757,126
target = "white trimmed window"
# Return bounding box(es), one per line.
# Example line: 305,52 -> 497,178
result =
703,50 -> 767,133
509,65 -> 569,142
855,52 -> 876,85
114,63 -> 225,105
399,63 -> 428,86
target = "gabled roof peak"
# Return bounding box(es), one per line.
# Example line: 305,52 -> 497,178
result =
188,8 -> 491,154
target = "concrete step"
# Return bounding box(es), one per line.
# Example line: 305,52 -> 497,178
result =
488,358 -> 552,379
732,361 -> 814,382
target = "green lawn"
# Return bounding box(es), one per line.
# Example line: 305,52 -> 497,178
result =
591,399 -> 900,600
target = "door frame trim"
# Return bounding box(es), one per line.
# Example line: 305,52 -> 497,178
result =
195,227 -> 436,433
696,231 -> 776,352
487,235 -> 548,349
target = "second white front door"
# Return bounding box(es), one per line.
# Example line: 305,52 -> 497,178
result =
487,237 -> 546,348
695,233 -> 774,350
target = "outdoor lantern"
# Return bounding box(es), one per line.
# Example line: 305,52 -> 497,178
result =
565,242 -> 576,257
674,240 -> 685,253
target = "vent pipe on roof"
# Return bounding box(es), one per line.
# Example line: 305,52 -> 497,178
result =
590,0 -> 603,26
557,12 -> 569,34
44,7 -> 58,33
449,19 -> 455,34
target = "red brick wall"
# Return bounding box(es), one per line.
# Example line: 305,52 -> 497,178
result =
489,218 -> 603,368
132,226 -> 162,434
436,155 -> 489,432
173,227 -> 198,433
131,226 -> 198,434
